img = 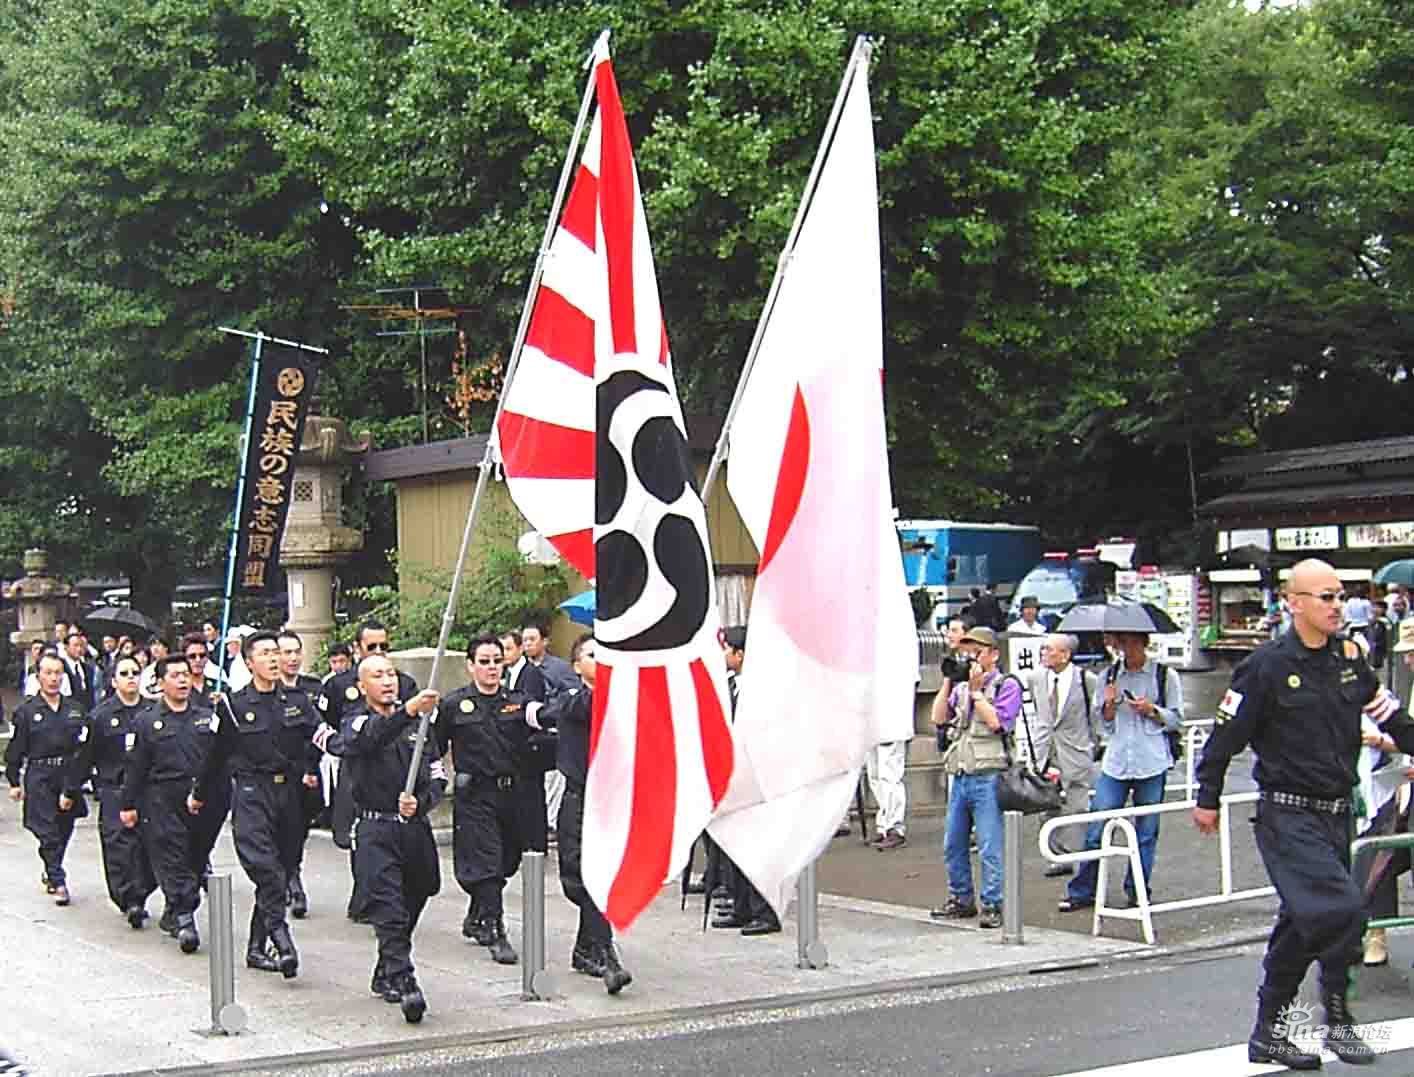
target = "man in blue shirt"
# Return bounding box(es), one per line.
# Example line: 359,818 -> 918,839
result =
1059,631 -> 1183,912
931,626 -> 1022,928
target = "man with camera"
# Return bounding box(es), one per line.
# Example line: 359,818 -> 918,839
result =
930,626 -> 1020,929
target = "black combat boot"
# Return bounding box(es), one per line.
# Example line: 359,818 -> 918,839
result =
176,913 -> 200,954
463,898 -> 493,944
159,907 -> 179,937
1247,993 -> 1321,1070
1323,988 -> 1377,1065
245,907 -> 279,972
571,941 -> 605,977
125,904 -> 146,930
268,921 -> 300,979
370,962 -> 400,1003
600,941 -> 632,996
398,973 -> 427,1024
485,917 -> 518,965
287,872 -> 308,919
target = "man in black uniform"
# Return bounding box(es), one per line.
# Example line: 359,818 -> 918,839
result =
501,630 -> 552,856
192,631 -> 319,979
276,629 -> 324,918
183,633 -> 230,888
318,620 -> 418,921
6,653 -> 89,906
1195,558 -> 1414,1068
120,654 -> 216,953
336,654 -> 442,1023
528,634 -> 632,994
435,634 -> 526,965
65,654 -> 156,926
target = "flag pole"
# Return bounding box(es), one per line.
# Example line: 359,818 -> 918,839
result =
214,332 -> 265,692
700,35 -> 873,501
403,31 -> 608,794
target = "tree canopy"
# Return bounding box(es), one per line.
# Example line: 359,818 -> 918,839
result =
1,0 -> 1411,613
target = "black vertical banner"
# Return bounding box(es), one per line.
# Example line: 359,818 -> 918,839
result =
233,344 -> 320,593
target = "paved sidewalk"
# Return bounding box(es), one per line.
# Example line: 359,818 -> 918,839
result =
0,797 -> 1139,1077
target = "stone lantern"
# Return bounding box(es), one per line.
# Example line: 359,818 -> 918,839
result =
8,548 -> 65,650
279,412 -> 369,666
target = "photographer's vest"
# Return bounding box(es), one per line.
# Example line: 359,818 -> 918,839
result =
942,673 -> 1010,776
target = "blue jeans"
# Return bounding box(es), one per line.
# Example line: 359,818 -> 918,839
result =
1067,770 -> 1167,903
943,772 -> 1004,908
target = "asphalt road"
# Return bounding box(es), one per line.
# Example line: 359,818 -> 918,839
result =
200,935 -> 1414,1077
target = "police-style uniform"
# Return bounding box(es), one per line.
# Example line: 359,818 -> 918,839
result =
338,701 -> 444,1022
434,683 -> 528,961
121,698 -> 217,950
65,693 -> 155,920
319,667 -> 418,920
5,693 -> 89,895
279,671 -> 325,915
506,660 -> 551,853
185,677 -> 230,883
1197,630 -> 1414,1064
199,681 -> 320,977
532,682 -> 630,992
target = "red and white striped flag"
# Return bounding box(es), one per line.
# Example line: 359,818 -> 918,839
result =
494,37 -> 733,932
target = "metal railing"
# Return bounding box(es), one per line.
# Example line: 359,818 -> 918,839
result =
1352,831 -> 1414,933
1039,791 -> 1273,944
1170,719 -> 1215,800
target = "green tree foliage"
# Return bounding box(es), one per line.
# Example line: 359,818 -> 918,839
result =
0,0 -> 340,613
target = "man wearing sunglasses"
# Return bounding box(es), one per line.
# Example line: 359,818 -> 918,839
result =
435,635 -> 529,966
1196,558 -> 1414,1068
65,656 -> 156,927
317,620 -> 418,921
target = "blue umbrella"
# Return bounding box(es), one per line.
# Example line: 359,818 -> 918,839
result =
560,589 -> 595,626
1374,560 -> 1414,587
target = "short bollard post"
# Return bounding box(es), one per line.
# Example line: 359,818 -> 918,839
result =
796,860 -> 828,969
207,874 -> 247,1034
1002,810 -> 1024,945
521,851 -> 552,1000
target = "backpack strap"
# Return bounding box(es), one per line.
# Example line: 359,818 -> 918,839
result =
1154,661 -> 1168,710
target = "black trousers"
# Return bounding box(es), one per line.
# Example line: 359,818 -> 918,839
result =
1253,799 -> 1365,1001
189,770 -> 231,875
230,775 -> 303,932
96,783 -> 156,911
22,763 -> 86,887
453,780 -> 524,918
558,784 -> 611,947
142,782 -> 202,917
356,816 -> 440,980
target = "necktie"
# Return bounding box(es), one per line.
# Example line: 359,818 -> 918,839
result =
1050,673 -> 1060,718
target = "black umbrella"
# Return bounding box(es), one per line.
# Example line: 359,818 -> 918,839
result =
1056,600 -> 1180,635
83,605 -> 161,639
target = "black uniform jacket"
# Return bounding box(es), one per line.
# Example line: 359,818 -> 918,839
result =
533,682 -> 592,787
196,681 -> 321,799
337,703 -> 445,818
65,694 -> 144,796
120,699 -> 217,811
434,685 -> 529,781
5,694 -> 87,787
1196,631 -> 1414,808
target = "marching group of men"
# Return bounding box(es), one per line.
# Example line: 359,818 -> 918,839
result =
3,618 -> 630,1025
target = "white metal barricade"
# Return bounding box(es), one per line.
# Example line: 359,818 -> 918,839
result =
1169,719 -> 1215,800
1039,790 -> 1273,944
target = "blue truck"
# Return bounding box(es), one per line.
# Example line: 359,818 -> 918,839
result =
896,520 -> 1043,626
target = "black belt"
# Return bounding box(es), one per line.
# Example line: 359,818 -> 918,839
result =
30,755 -> 68,767
235,771 -> 291,785
357,809 -> 405,823
459,772 -> 515,790
1263,790 -> 1350,814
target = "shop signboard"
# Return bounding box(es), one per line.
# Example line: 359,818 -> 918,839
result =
1274,525 -> 1339,552
1346,521 -> 1414,549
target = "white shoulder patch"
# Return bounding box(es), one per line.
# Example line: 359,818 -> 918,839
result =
78,725 -> 89,743
318,695 -> 329,712
351,714 -> 368,733
429,759 -> 447,782
1218,689 -> 1244,720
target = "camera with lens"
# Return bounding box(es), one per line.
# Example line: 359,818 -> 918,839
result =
940,652 -> 974,682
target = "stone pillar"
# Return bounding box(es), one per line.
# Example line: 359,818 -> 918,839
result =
8,548 -> 65,651
279,413 -> 368,668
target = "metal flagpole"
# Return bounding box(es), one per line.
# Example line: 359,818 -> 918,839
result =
403,30 -> 608,794
214,332 -> 265,689
700,35 -> 873,501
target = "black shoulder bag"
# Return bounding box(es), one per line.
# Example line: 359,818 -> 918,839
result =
996,675 -> 1063,816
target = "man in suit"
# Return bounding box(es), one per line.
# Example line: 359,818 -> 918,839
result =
522,624 -> 576,836
63,631 -> 102,710
1026,633 -> 1099,879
